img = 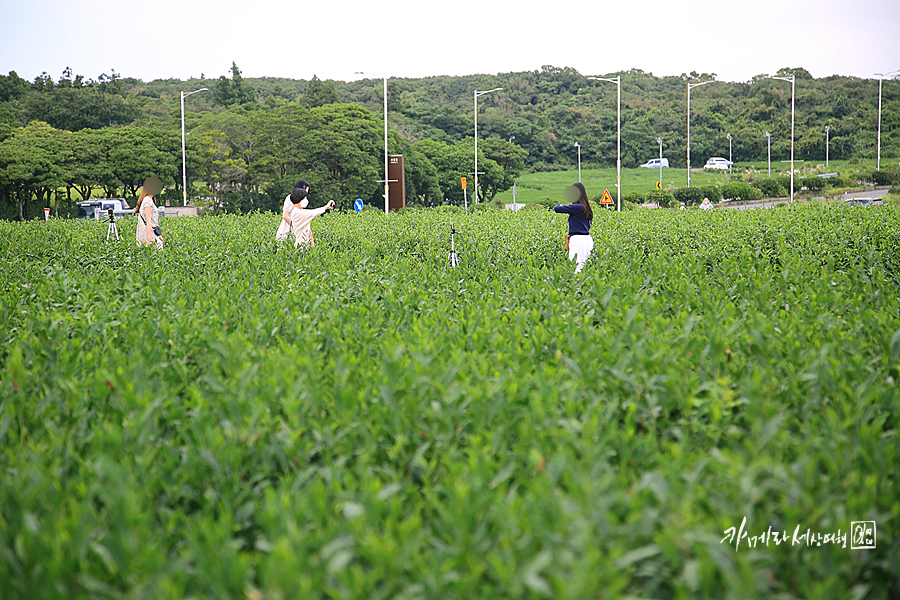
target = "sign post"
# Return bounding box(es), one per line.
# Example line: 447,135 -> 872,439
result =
461,177 -> 468,213
387,155 -> 405,212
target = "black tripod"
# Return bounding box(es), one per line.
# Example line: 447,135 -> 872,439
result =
448,223 -> 460,268
104,208 -> 119,242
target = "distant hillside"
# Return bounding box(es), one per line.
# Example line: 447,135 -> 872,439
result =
2,65 -> 898,171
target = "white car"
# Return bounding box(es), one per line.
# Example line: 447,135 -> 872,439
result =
704,157 -> 732,170
639,158 -> 669,169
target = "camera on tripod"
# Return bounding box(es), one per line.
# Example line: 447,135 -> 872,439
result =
448,222 -> 461,269
105,207 -> 119,242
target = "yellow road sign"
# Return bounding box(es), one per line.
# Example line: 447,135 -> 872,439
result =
599,188 -> 614,205
461,177 -> 467,190
656,181 -> 662,190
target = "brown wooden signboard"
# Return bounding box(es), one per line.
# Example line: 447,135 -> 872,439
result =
388,155 -> 406,212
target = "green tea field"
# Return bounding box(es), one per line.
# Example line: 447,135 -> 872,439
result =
1,205 -> 898,599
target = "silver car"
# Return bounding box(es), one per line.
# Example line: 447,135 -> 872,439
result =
843,197 -> 884,207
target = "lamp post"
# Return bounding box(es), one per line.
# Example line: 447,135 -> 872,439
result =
764,74 -> 795,202
686,80 -> 716,188
824,125 -> 829,168
764,131 -> 771,177
588,75 -> 621,211
356,72 -> 392,213
874,71 -> 900,171
574,142 -> 581,182
474,87 -> 502,203
509,137 -> 517,209
181,87 -> 208,206
657,136 -> 663,188
726,133 -> 733,174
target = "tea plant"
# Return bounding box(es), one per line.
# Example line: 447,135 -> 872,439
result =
1,205 -> 898,599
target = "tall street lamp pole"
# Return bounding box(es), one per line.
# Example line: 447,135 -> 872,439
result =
181,87 -> 208,206
474,88 -> 502,203
874,70 -> 899,172
657,136 -> 663,188
686,80 -> 716,188
588,76 -> 621,211
765,74 -> 796,202
574,142 -> 581,182
824,125 -> 829,168
726,133 -> 732,174
764,131 -> 771,177
356,72 -> 392,213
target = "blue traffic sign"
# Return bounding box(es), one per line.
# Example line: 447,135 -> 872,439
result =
354,198 -> 363,213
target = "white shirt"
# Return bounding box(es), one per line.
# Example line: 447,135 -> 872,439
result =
290,205 -> 329,247
275,195 -> 293,241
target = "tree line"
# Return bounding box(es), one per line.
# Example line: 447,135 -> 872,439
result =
0,63 -> 896,219
0,65 -> 526,219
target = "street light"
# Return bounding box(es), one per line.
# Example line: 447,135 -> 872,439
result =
726,133 -> 733,174
356,71 -> 392,213
574,142 -> 581,182
474,87 -> 502,203
874,70 -> 900,171
588,75 -> 621,211
181,87 -> 208,206
657,136 -> 663,188
764,74 -> 795,202
824,125 -> 829,168
509,135 -> 515,143
764,131 -> 771,177
686,79 -> 717,188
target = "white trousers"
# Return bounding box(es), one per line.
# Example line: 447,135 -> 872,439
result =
568,235 -> 594,273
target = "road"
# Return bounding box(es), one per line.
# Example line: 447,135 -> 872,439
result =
723,187 -> 889,210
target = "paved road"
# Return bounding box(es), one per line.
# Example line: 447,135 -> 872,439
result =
723,187 -> 889,211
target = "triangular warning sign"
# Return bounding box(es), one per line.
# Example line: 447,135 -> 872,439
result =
599,188 -> 614,204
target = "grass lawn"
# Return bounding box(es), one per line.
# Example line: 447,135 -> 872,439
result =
496,159 -> 888,206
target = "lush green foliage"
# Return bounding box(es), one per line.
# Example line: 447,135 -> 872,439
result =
1,206 -> 898,598
721,182 -> 763,201
2,64 -> 898,220
644,189 -> 676,207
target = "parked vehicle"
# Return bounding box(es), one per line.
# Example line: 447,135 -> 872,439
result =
639,158 -> 669,169
704,157 -> 732,170
842,197 -> 884,207
76,199 -> 132,220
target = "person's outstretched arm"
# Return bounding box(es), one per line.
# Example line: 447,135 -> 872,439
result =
554,203 -> 581,214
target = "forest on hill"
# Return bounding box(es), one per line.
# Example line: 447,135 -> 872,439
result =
0,63 -> 897,218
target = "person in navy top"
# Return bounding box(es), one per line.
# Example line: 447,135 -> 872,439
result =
553,182 -> 594,273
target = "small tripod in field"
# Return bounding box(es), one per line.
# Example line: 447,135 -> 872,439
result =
105,208 -> 119,242
448,223 -> 460,269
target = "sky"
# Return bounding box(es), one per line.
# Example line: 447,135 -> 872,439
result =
1,0 -> 899,84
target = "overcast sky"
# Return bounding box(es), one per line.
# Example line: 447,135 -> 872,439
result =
2,0 -> 898,84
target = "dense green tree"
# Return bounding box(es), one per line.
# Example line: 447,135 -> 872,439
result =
0,71 -> 29,102
391,133 -> 441,205
302,75 -> 340,108
214,62 -> 256,106
22,87 -> 138,130
0,122 -> 66,220
418,139 -> 506,205
475,137 -> 528,201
